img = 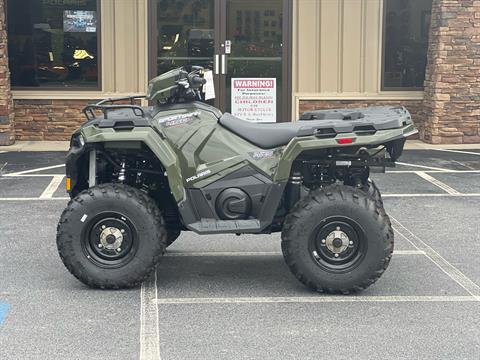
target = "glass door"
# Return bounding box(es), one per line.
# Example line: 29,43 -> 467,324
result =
152,0 -> 218,104
220,0 -> 286,122
150,0 -> 290,119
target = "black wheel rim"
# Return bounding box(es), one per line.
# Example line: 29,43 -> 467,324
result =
309,216 -> 367,273
81,212 -> 138,268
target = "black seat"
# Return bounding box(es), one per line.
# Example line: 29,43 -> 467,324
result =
219,113 -> 309,149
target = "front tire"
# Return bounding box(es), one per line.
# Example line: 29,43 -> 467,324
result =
281,185 -> 393,294
57,184 -> 167,289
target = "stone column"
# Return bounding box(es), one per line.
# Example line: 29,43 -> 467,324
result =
0,0 -> 14,145
423,0 -> 480,144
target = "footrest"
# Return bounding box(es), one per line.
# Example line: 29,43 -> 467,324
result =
188,219 -> 261,234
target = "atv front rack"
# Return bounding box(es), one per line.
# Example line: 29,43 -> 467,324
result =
83,95 -> 147,121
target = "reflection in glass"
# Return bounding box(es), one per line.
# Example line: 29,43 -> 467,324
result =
156,0 -> 215,75
383,0 -> 432,90
7,0 -> 98,88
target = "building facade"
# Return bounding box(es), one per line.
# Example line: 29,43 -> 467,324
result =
0,0 -> 479,145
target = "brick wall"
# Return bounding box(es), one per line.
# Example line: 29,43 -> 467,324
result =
0,0 -> 14,145
299,99 -> 423,139
14,99 -> 90,141
423,0 -> 480,144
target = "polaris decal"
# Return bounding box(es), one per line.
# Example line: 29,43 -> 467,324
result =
186,169 -> 212,183
249,150 -> 275,160
158,112 -> 200,128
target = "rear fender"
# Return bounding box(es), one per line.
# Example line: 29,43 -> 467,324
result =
274,124 -> 417,182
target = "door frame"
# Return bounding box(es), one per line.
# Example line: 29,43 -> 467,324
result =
148,0 -> 292,122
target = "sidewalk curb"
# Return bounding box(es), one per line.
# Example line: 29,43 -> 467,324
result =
0,141 -> 69,152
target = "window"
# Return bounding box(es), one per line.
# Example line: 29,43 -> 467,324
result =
382,0 -> 432,90
7,0 -> 99,89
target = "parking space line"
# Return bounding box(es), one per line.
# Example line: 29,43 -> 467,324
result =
391,217 -> 480,301
140,271 -> 161,360
0,197 -> 70,201
451,160 -> 475,170
153,295 -> 477,305
433,149 -> 480,156
396,162 -> 456,172
164,250 -> 424,257
414,171 -> 461,195
3,174 -> 64,178
387,170 -> 480,173
39,175 -> 65,199
7,164 -> 64,176
382,193 -> 480,198
0,194 -> 479,201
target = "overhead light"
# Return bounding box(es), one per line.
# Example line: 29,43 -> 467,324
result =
162,45 -> 172,50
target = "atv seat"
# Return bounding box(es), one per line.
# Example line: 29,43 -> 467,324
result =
219,113 -> 330,149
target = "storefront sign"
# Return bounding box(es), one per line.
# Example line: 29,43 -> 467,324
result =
231,78 -> 276,123
63,10 -> 97,33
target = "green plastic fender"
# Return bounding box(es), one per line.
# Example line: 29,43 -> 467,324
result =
81,125 -> 186,202
274,124 -> 417,182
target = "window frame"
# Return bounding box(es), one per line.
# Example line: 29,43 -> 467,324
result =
6,0 -> 102,92
380,0 -> 432,92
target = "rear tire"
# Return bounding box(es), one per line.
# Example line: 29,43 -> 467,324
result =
361,179 -> 383,205
56,184 -> 167,289
281,185 -> 393,294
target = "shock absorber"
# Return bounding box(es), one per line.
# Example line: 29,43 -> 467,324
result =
118,159 -> 126,183
285,171 -> 303,211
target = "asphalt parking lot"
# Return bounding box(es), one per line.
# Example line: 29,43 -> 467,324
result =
0,149 -> 479,360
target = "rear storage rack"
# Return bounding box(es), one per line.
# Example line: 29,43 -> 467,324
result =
83,95 -> 147,121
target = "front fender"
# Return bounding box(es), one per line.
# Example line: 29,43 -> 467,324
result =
80,125 -> 185,202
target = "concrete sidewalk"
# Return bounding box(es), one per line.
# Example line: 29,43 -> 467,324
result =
0,141 -> 69,152
0,140 -> 479,152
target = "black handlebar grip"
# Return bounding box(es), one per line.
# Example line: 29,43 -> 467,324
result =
189,75 -> 207,88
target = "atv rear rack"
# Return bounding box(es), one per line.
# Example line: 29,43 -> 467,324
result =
83,95 -> 147,121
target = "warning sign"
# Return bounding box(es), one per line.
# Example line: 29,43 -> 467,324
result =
231,78 -> 276,123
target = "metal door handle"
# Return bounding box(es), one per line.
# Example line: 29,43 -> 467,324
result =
221,54 -> 226,75
214,54 -> 219,75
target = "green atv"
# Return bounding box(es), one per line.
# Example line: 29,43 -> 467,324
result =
57,66 -> 417,293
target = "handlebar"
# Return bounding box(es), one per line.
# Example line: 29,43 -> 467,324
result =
188,73 -> 207,89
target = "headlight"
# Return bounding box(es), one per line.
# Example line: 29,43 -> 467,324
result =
70,133 -> 85,148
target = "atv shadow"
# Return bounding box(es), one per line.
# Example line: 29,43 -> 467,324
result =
154,253 -> 467,298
